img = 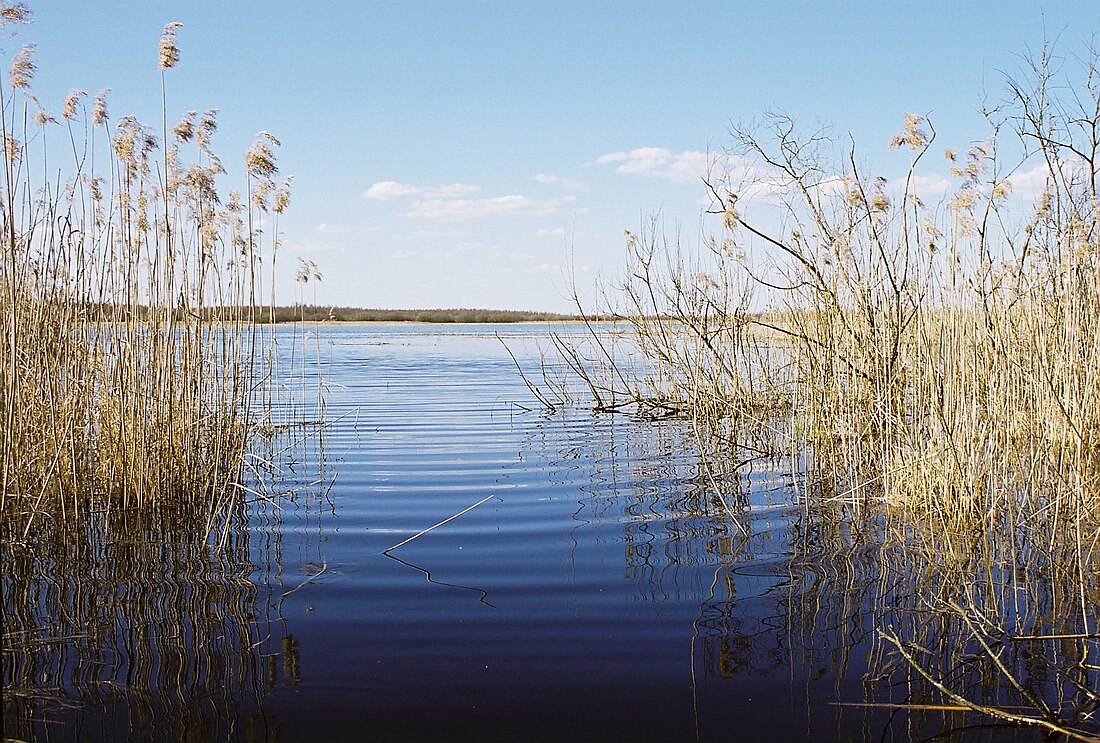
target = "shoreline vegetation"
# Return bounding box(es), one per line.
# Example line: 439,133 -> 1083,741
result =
1,9 -> 288,537
33,303 -> 797,326
222,305 -> 579,324
541,43 -> 1100,740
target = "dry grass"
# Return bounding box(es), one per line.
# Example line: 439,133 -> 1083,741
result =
0,9 -> 291,539
559,43 -> 1100,735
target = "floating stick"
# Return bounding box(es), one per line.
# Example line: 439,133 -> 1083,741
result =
383,494 -> 497,553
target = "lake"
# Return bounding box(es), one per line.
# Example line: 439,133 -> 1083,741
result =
1,324 -> 1056,742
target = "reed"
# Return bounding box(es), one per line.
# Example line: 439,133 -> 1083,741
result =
0,7 -> 291,538
562,43 -> 1100,734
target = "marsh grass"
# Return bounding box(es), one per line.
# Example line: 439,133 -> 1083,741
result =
0,12 -> 325,729
559,45 -> 1100,737
0,8 -> 292,540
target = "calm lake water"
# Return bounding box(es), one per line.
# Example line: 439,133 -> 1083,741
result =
3,324 -> 1059,742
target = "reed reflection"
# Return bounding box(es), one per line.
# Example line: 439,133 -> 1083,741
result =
1,451 -> 329,743
535,411 -> 1100,741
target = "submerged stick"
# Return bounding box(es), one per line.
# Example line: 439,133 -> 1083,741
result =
383,494 -> 497,553
832,702 -> 1009,712
280,562 -> 329,600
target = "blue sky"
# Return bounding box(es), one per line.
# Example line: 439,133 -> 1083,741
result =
12,1 -> 1100,311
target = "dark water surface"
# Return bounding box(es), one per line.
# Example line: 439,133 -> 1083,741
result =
2,324 -> 1053,742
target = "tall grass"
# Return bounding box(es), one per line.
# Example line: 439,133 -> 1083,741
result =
0,7 -> 291,539
562,45 -> 1100,736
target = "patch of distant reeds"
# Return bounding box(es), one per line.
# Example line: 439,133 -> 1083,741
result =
0,7 -> 292,539
559,45 -> 1100,737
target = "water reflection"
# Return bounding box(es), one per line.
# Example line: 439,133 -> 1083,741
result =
4,504 -> 262,741
5,325 -> 1096,743
1,435 -> 329,743
528,408 -> 1099,741
383,551 -> 497,607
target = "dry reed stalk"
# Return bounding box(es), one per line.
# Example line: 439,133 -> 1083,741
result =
0,9 -> 291,540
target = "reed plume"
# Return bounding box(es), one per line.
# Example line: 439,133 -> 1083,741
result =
0,6 -> 287,540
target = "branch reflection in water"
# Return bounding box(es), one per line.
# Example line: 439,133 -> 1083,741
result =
383,551 -> 497,608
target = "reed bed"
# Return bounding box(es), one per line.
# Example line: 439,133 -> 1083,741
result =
0,7 -> 291,540
560,46 -> 1100,737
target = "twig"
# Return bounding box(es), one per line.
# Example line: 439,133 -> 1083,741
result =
280,562 -> 328,600
383,494 -> 497,553
498,334 -> 556,411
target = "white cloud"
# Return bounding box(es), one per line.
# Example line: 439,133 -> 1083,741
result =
594,147 -> 712,183
887,173 -> 953,202
314,222 -> 350,234
596,147 -> 671,172
663,151 -> 711,183
532,173 -> 585,191
389,249 -> 419,259
1007,162 -> 1053,204
738,176 -> 790,201
364,180 -> 481,201
536,227 -> 567,238
403,194 -> 574,222
523,263 -> 560,274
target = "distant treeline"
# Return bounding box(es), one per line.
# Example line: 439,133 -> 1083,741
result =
62,303 -> 727,324
76,305 -> 582,323
267,305 -> 581,323
72,304 -> 580,323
